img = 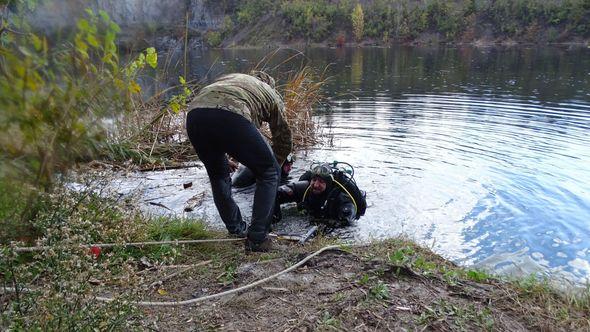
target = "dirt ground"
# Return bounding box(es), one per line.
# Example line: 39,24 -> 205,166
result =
127,240 -> 589,331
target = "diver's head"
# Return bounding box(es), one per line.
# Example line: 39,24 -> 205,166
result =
250,70 -> 276,89
281,154 -> 295,177
309,163 -> 333,195
310,177 -> 327,195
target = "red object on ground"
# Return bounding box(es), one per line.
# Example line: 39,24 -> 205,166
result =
89,246 -> 101,259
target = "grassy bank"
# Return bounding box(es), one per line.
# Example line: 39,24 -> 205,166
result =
1,184 -> 589,330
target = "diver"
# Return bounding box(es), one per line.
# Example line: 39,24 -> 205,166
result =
274,162 -> 367,228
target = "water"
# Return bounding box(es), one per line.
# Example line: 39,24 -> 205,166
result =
131,46 -> 590,283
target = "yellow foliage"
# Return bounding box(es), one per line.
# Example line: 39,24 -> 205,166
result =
351,3 -> 364,42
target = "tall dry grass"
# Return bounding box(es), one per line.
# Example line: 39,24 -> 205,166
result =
102,82 -> 197,167
254,49 -> 327,151
281,65 -> 326,150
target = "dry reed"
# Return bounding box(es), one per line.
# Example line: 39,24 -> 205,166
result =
280,65 -> 326,150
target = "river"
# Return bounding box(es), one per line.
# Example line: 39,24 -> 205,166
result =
117,46 -> 590,284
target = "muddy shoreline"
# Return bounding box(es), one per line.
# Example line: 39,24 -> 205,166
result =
133,239 -> 589,331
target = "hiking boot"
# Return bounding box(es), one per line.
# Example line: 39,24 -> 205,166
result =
228,221 -> 247,238
245,237 -> 274,253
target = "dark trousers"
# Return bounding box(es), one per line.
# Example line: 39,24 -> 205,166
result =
186,108 -> 280,242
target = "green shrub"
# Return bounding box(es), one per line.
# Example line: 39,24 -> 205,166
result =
477,0 -> 590,37
0,186 -> 150,330
0,178 -> 41,243
222,15 -> 235,34
364,1 -> 397,39
546,27 -> 559,42
425,0 -> 463,39
0,9 -> 157,191
205,30 -> 223,47
237,0 -> 276,25
280,0 -> 348,41
148,217 -> 210,241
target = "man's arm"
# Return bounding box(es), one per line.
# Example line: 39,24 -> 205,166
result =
277,180 -> 309,205
268,100 -> 293,165
273,180 -> 309,224
231,164 -> 255,188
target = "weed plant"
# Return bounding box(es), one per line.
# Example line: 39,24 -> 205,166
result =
0,5 -> 197,188
0,184 -> 150,329
0,9 -> 151,190
0,181 -> 223,329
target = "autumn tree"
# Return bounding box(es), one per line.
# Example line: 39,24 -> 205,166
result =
351,3 -> 364,42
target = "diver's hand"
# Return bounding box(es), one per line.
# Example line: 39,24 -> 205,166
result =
278,185 -> 293,196
338,207 -> 353,226
228,158 -> 239,173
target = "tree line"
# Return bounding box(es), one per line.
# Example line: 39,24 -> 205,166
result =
205,0 -> 590,46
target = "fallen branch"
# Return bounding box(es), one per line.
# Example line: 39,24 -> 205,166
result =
148,260 -> 212,289
139,163 -> 202,172
148,201 -> 171,210
261,287 -> 291,293
158,263 -> 216,269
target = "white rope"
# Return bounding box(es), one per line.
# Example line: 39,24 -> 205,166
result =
95,245 -> 340,306
2,245 -> 341,306
13,238 -> 245,253
3,245 -> 342,307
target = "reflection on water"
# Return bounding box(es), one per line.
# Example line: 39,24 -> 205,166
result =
312,92 -> 590,283
350,48 -> 363,87
145,46 -> 590,283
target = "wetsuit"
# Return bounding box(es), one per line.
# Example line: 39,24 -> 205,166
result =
276,178 -> 357,227
186,73 -> 292,243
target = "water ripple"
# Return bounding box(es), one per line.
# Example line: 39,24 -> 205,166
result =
311,91 -> 590,283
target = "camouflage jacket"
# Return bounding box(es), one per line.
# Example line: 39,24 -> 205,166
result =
188,73 -> 293,164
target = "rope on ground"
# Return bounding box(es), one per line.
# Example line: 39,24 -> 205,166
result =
95,244 -> 341,307
2,244 -> 343,306
13,238 -> 245,253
